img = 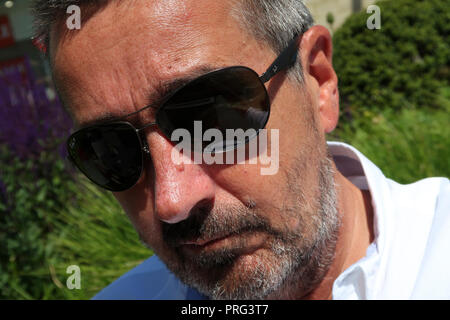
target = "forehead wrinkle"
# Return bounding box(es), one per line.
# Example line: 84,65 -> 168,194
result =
75,63 -> 222,129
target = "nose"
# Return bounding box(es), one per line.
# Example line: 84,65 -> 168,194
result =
149,134 -> 216,224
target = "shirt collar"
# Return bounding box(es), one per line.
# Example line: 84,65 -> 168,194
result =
327,141 -> 394,299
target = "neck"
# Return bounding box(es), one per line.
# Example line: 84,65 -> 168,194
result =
303,168 -> 374,300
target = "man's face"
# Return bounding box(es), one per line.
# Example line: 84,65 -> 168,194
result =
51,0 -> 339,299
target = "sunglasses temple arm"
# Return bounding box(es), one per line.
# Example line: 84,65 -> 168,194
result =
259,34 -> 299,84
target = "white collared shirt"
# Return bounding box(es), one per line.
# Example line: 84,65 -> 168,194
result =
93,142 -> 450,300
329,142 -> 450,299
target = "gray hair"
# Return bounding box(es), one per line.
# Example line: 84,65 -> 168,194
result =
31,0 -> 314,81
231,0 -> 314,83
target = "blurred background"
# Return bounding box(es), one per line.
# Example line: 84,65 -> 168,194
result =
0,0 -> 448,299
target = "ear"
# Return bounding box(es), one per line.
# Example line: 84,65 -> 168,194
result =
299,25 -> 339,133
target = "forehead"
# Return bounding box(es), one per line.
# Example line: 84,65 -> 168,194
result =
50,0 -> 267,126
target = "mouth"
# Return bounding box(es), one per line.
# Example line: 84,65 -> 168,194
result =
178,229 -> 268,257
181,233 -> 234,248
177,224 -> 265,247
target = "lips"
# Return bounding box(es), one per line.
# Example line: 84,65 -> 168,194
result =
167,223 -> 268,252
179,231 -> 267,262
181,234 -> 231,247
177,238 -> 227,259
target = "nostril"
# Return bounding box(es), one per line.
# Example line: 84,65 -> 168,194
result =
161,198 -> 215,245
190,198 -> 214,219
158,197 -> 214,224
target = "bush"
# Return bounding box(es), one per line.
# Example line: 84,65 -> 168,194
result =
0,59 -> 75,299
0,147 -> 79,299
333,0 -> 450,116
0,145 -> 149,299
330,87 -> 450,183
45,179 -> 151,300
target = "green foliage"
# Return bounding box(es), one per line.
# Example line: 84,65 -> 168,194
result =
44,179 -> 151,299
330,87 -> 450,183
326,12 -> 335,26
0,147 -> 79,299
333,0 -> 450,116
0,145 -> 150,299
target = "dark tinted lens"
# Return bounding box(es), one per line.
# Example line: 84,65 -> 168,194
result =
67,122 -> 143,191
157,67 -> 270,152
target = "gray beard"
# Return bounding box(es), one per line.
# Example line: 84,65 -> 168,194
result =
159,155 -> 340,300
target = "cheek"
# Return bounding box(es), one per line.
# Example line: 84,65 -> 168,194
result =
113,184 -> 161,246
112,185 -> 188,267
206,159 -> 288,218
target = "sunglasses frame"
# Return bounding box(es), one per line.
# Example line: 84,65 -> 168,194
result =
67,121 -> 149,191
67,34 -> 300,191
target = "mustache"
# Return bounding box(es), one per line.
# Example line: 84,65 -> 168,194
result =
162,201 -> 274,248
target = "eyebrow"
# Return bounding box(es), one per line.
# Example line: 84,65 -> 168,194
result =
76,64 -> 219,129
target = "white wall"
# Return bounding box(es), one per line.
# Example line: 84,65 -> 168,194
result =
304,0 -> 378,31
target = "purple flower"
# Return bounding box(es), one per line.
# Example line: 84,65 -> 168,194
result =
0,56 -> 73,161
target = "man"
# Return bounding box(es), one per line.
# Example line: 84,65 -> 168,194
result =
32,0 -> 449,299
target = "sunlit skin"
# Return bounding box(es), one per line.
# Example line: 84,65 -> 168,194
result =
50,0 -> 373,299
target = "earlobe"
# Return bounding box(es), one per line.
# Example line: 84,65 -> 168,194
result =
300,25 -> 339,133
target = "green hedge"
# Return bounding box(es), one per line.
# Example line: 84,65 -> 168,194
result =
333,0 -> 450,116
0,146 -> 149,299
0,147 -> 79,299
46,179 -> 151,300
330,87 -> 450,183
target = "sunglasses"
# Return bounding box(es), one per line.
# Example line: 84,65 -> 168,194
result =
67,35 -> 300,191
